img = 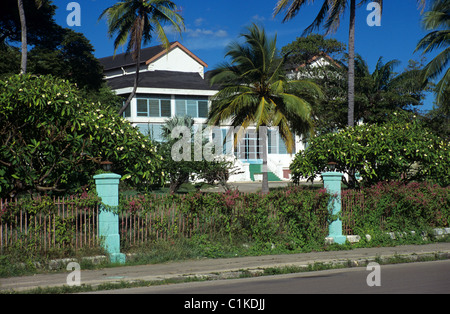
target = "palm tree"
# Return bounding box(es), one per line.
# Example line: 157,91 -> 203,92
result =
354,55 -> 426,122
161,115 -> 195,140
415,0 -> 449,109
207,23 -> 321,194
17,0 -> 43,74
273,0 -> 428,127
99,0 -> 184,116
160,116 -> 196,193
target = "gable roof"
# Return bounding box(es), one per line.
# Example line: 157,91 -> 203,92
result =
99,41 -> 207,71
295,53 -> 341,71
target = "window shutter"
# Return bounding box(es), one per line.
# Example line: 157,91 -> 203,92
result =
176,99 -> 186,116
160,99 -> 171,117
278,134 -> 288,154
198,101 -> 208,118
148,99 -> 160,117
137,99 -> 148,117
186,100 -> 197,117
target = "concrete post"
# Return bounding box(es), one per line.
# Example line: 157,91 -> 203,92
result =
94,173 -> 126,264
322,171 -> 346,245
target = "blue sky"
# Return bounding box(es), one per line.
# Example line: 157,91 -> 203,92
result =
53,0 -> 439,111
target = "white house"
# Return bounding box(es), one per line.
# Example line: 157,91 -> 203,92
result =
99,41 -> 312,182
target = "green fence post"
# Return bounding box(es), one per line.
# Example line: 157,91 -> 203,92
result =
322,171 -> 346,245
94,173 -> 126,264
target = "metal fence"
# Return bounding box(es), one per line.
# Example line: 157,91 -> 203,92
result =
0,191 -> 363,253
0,196 -> 100,253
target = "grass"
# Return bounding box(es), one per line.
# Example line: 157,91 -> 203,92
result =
2,231 -> 449,280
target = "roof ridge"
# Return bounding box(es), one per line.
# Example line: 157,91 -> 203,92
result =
99,41 -> 208,71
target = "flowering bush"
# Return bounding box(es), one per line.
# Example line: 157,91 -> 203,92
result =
341,181 -> 450,236
0,74 -> 164,197
290,111 -> 450,187
120,187 -> 332,249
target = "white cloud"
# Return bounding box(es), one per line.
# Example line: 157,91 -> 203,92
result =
194,18 -> 205,26
162,17 -> 231,50
186,28 -> 228,38
214,30 -> 228,38
182,27 -> 231,50
252,14 -> 266,22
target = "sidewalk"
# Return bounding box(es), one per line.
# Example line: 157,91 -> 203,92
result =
1,242 -> 450,293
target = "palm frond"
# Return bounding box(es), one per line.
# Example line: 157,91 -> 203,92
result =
303,0 -> 332,35
208,23 -> 318,152
273,0 -> 310,23
423,47 -> 450,81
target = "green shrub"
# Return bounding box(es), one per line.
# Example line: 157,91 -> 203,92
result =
341,181 -> 450,236
0,74 -> 165,197
120,187 -> 332,251
290,111 -> 450,187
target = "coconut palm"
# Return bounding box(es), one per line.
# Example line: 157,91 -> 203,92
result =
161,115 -> 195,140
207,23 -> 321,194
99,0 -> 184,116
273,0 -> 428,126
354,55 -> 426,123
415,0 -> 450,108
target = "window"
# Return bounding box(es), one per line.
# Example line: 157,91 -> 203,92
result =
136,123 -> 164,142
136,96 -> 171,117
175,96 -> 208,118
268,129 -> 290,155
212,128 -> 233,155
233,129 -> 261,160
122,101 -> 131,118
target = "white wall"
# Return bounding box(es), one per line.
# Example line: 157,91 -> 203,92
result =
148,47 -> 205,78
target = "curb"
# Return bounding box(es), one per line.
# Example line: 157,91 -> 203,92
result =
2,247 -> 450,293
326,228 -> 450,244
169,251 -> 450,283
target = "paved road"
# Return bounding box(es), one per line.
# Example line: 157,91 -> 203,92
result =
88,259 -> 450,295
2,243 -> 449,293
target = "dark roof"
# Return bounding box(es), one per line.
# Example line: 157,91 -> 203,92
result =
99,41 -> 208,71
106,70 -> 218,91
99,44 -> 170,71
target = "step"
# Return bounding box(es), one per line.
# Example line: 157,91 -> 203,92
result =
249,164 -> 281,182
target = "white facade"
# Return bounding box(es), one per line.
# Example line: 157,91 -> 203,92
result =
148,46 -> 205,78
100,42 -> 311,182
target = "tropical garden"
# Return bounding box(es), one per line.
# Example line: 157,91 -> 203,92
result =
0,0 -> 448,277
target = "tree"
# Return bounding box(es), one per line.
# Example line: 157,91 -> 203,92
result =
353,56 -> 427,124
274,0 -> 359,127
207,23 -> 321,194
27,29 -> 104,90
159,116 -> 196,193
281,33 -> 347,69
415,0 -> 450,110
17,0 -> 44,74
1,1 -> 105,91
292,53 -> 428,132
274,0 -> 428,127
290,111 -> 450,187
99,0 -> 184,116
0,74 -> 164,197
1,0 -> 65,49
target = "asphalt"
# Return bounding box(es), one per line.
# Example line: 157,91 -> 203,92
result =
1,242 -> 450,293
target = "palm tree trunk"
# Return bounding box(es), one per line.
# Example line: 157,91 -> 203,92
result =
119,47 -> 140,116
347,0 -> 356,127
260,126 -> 269,194
118,17 -> 143,116
18,0 -> 27,74
119,48 -> 140,116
